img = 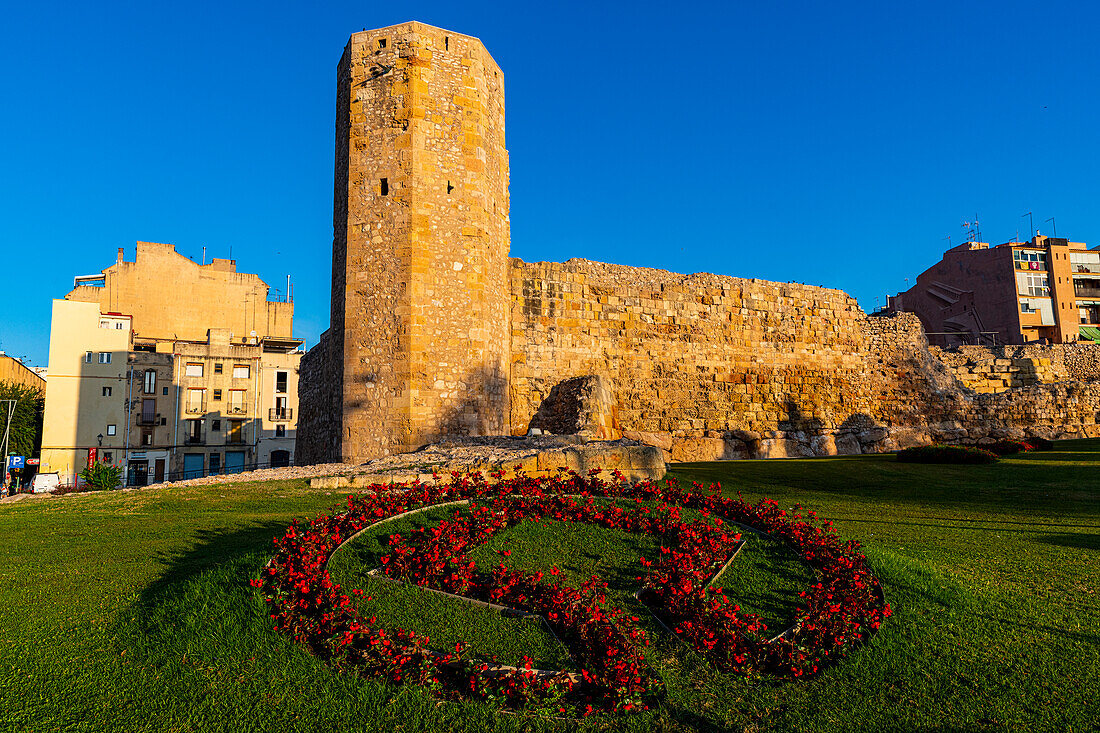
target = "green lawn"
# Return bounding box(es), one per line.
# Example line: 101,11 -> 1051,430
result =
1,441 -> 1098,732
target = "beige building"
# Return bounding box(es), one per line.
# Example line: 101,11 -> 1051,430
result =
0,353 -> 47,391
40,301 -> 132,483
41,243 -> 303,486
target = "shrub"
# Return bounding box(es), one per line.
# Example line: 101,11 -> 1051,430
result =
896,445 -> 998,464
1026,437 -> 1054,451
986,440 -> 1032,456
79,462 -> 123,490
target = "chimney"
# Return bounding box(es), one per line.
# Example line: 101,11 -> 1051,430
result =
117,247 -> 124,265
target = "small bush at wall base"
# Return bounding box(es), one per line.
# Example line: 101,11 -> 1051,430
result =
1027,437 -> 1055,451
896,445 -> 998,464
986,440 -> 1032,456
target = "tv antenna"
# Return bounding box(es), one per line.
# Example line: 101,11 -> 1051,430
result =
1022,211 -> 1033,239
1045,217 -> 1057,237
962,218 -> 980,242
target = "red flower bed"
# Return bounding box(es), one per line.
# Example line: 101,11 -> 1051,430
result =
254,471 -> 891,714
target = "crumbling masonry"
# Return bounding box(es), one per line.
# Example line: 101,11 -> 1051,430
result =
297,22 -> 1100,465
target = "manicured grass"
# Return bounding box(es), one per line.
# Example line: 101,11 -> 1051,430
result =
1,441 -> 1098,731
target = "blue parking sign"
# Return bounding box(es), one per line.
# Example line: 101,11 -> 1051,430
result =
7,456 -> 24,469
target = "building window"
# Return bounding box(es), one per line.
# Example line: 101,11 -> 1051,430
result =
186,419 -> 203,444
186,363 -> 204,377
141,398 -> 156,425
275,424 -> 286,438
214,363 -> 223,374
212,419 -> 221,431
85,352 -> 93,363
209,453 -> 221,474
1021,300 -> 1037,314
103,451 -> 113,462
275,371 -> 288,394
141,431 -> 152,446
99,352 -> 111,364
1024,274 -> 1050,297
227,420 -> 245,444
160,417 -> 167,426
213,389 -> 222,401
1014,249 -> 1047,270
229,389 -> 247,414
233,364 -> 250,379
144,369 -> 156,394
162,386 -> 168,396
106,424 -> 116,436
187,388 -> 205,414
102,386 -> 112,397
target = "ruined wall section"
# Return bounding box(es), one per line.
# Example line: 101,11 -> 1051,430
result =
859,313 -> 1100,445
296,330 -> 342,464
928,342 -> 1100,388
317,23 -> 511,464
509,258 -> 877,459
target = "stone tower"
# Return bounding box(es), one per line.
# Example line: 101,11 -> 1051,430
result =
328,22 -> 511,462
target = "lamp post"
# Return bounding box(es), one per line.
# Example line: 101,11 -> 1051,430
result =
97,434 -> 104,447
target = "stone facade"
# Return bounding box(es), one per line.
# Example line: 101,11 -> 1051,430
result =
316,22 -> 510,464
509,259 -> 870,447
297,23 -> 1100,465
929,342 -> 1100,393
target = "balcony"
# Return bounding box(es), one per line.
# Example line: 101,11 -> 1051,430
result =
138,415 -> 158,426
1074,286 -> 1100,299
269,407 -> 294,422
184,435 -> 205,445
184,401 -> 206,415
227,405 -> 248,415
1073,263 -> 1100,275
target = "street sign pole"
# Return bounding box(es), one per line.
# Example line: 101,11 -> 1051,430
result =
0,399 -> 17,493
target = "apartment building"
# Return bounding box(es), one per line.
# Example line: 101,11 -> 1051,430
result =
887,235 -> 1100,346
40,301 -> 133,481
40,242 -> 303,486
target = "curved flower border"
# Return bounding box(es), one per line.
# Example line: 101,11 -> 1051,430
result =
253,470 -> 891,714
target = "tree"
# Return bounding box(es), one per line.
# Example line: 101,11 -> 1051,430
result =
0,380 -> 44,459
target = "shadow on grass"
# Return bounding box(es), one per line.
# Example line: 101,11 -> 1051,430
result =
970,610 -> 1100,645
672,439 -> 1100,516
1036,533 -> 1100,551
135,521 -> 287,611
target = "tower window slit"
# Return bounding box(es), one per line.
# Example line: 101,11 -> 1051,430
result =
380,178 -> 388,196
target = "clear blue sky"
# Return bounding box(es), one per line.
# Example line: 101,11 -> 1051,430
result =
3,1 -> 1098,367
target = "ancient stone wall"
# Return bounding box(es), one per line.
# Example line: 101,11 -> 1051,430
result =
298,23 -> 1100,466
509,258 -> 883,460
297,330 -> 342,464
927,342 -> 1100,393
